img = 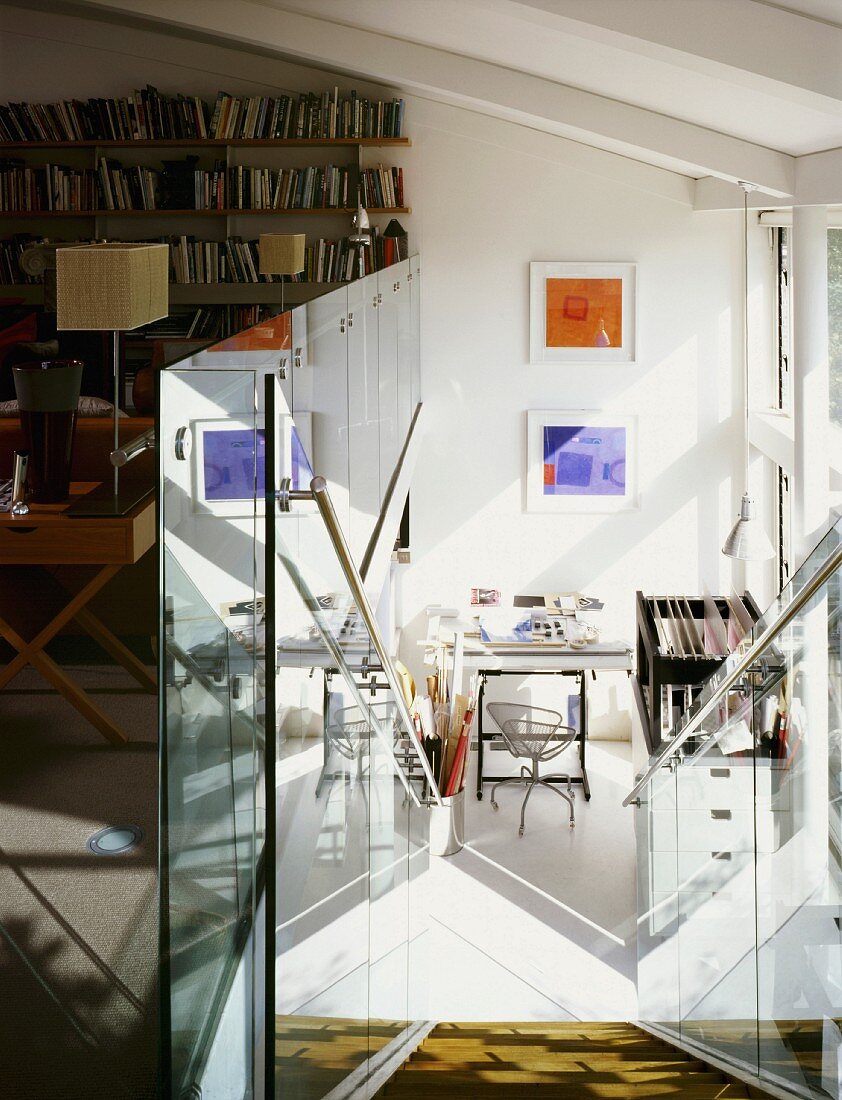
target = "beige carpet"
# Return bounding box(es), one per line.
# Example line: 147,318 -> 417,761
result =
0,665 -> 158,1099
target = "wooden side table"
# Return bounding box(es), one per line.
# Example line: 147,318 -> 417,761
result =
0,482 -> 156,744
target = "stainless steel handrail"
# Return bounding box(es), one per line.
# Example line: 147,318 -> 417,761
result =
310,475 -> 444,806
360,402 -> 422,584
623,538 -> 842,807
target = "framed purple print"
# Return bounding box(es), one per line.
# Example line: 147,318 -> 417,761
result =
192,412 -> 314,516
526,410 -> 638,512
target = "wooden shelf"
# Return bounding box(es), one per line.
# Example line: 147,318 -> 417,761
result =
0,137 -> 411,149
0,207 -> 410,217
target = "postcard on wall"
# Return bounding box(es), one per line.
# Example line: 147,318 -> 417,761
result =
529,262 -> 636,364
470,587 -> 502,607
526,410 -> 638,512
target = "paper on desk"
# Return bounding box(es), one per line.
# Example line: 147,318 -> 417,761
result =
479,609 -> 532,643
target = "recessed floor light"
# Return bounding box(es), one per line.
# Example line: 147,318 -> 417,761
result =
87,824 -> 143,855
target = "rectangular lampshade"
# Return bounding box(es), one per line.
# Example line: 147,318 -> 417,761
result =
56,243 -> 169,330
259,233 -> 306,276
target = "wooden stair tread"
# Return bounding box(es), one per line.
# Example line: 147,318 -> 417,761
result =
381,1082 -> 750,1097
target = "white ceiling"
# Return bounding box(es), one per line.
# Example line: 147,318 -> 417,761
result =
18,0 -> 842,199
256,0 -> 842,157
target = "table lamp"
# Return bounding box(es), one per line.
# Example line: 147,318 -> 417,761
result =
56,243 -> 168,511
259,234 -> 306,313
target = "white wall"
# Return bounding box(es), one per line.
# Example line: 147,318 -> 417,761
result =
0,6 -> 749,737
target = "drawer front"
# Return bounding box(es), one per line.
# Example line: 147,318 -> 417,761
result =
652,808 -> 785,853
0,522 -> 128,564
674,764 -> 791,811
651,849 -> 752,893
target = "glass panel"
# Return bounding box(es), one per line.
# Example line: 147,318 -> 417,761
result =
268,374 -> 370,1099
829,227 -> 842,429
755,522 -> 842,1096
635,764 -> 681,1038
675,731 -> 759,1070
347,276 -> 382,563
160,365 -> 260,1098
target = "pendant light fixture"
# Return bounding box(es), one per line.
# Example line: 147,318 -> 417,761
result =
722,181 -> 775,561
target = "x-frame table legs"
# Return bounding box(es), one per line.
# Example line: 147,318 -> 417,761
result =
0,564 -> 156,745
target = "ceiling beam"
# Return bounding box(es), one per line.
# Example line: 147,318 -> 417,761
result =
51,0 -> 795,193
509,0 -> 842,110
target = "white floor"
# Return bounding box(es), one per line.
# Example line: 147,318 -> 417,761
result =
421,740 -> 639,1022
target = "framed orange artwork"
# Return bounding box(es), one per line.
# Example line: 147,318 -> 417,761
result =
530,262 -> 636,364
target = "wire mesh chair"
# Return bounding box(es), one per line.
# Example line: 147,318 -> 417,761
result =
486,702 -> 578,834
321,699 -> 399,792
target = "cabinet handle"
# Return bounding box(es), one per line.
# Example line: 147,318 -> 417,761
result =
710,768 -> 731,778
294,347 -> 303,369
393,281 -> 400,292
278,357 -> 288,380
712,851 -> 732,860
378,292 -> 383,304
348,312 -> 354,327
710,810 -> 732,820
372,295 -> 378,309
340,317 -> 346,334
6,526 -> 36,534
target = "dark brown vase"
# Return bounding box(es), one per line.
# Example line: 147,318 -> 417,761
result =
13,360 -> 83,503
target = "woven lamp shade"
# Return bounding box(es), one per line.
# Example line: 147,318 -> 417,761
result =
56,243 -> 169,330
259,234 -> 305,276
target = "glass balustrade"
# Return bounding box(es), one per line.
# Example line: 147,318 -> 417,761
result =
159,261 -> 428,1100
634,517 -> 842,1099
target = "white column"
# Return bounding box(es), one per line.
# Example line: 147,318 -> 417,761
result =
791,204 -> 830,567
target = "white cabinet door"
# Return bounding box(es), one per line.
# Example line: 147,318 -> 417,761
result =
377,267 -> 399,490
409,254 -> 421,408
347,276 -> 381,566
305,289 -> 350,532
290,304 -> 311,417
392,259 -> 412,445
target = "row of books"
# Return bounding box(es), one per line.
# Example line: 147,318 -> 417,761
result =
0,159 -> 402,212
209,90 -> 405,140
0,159 -> 158,211
359,165 -> 405,210
0,161 -> 99,212
193,164 -> 352,211
0,85 -> 405,143
0,229 -> 400,286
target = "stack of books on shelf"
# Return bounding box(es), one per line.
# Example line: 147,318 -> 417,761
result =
0,160 -> 99,211
0,86 -> 405,143
359,165 -> 404,209
193,163 -> 351,210
208,89 -> 405,140
98,157 -> 158,210
0,86 -> 211,142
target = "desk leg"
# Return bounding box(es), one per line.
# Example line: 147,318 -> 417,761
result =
580,673 -> 591,801
74,605 -> 156,692
475,674 -> 486,800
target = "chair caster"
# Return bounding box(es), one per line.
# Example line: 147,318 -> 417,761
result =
518,826 -> 524,837
491,800 -> 499,811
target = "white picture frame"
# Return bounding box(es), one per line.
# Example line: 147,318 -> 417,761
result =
529,261 -> 637,365
526,409 -> 638,512
191,412 -> 313,516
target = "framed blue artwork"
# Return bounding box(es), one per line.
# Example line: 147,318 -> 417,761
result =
526,410 -> 638,512
192,412 -> 314,515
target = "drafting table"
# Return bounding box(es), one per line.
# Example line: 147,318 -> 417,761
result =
423,623 -> 633,802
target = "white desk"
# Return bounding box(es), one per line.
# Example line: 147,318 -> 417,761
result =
424,623 -> 633,802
